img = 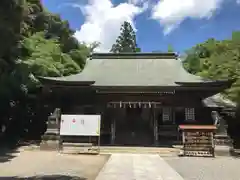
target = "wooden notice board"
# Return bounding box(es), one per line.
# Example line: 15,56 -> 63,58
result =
179,125 -> 217,157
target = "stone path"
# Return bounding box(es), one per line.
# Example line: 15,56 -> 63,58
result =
95,154 -> 184,180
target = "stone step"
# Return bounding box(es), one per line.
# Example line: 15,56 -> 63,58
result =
99,146 -> 180,156
215,134 -> 232,145
62,142 -> 92,147
60,145 -> 180,155
60,145 -> 100,154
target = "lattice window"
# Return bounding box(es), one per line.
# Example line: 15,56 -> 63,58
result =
162,108 -> 171,122
185,108 -> 195,121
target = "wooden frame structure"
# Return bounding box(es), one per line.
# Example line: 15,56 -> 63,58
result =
179,125 -> 217,157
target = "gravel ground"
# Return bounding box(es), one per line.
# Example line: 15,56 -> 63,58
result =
164,156 -> 240,180
0,150 -> 109,180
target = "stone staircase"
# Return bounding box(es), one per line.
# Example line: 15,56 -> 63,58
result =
99,146 -> 180,156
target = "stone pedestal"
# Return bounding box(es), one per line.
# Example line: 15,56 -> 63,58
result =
40,131 -> 60,151
215,116 -> 231,145
40,108 -> 61,151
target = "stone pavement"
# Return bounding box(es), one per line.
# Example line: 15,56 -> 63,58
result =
95,153 -> 184,180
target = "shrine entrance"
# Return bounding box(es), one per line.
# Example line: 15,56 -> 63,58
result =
107,101 -> 161,146
114,107 -> 151,145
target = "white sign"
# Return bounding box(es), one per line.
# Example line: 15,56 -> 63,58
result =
60,114 -> 101,136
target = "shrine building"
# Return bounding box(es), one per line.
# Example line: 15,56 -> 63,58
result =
39,53 -> 235,146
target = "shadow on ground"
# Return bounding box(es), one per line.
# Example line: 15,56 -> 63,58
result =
0,175 -> 86,180
230,149 -> 240,158
0,140 -> 40,163
0,147 -> 20,163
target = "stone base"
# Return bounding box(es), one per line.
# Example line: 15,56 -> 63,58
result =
215,145 -> 231,156
41,133 -> 60,141
40,140 -> 60,151
215,134 -> 232,146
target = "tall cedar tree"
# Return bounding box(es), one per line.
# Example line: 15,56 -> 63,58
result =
110,21 -> 140,53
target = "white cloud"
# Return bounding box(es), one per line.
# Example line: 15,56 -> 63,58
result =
237,0 -> 240,4
73,0 -> 144,52
152,0 -> 224,35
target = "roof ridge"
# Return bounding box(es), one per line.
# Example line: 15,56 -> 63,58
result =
91,53 -> 178,60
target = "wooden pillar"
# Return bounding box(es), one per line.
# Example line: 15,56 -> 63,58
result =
182,131 -> 186,156
111,117 -> 116,145
153,107 -> 158,146
172,107 -> 175,124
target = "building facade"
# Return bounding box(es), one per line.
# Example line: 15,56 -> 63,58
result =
39,53 -> 234,146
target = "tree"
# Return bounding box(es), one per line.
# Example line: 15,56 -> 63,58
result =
0,0 -> 94,143
183,32 -> 240,101
167,44 -> 174,52
21,32 -> 80,77
110,21 -> 139,53
136,47 -> 141,52
0,0 -> 25,68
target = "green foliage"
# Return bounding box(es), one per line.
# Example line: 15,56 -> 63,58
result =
21,32 -> 80,77
110,21 -> 139,53
136,47 -> 141,52
167,44 -> 174,52
0,0 -> 98,141
183,32 -> 240,101
0,0 -> 25,64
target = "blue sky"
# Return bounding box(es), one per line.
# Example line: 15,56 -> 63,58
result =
41,0 -> 240,53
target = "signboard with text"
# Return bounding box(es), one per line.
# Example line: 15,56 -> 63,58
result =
60,114 -> 101,136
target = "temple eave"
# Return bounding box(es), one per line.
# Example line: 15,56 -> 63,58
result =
175,79 -> 235,88
38,76 -> 95,86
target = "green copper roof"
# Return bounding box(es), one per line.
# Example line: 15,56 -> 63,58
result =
38,53 -> 219,86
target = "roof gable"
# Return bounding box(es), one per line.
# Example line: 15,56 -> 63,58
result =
38,53 -> 234,91
76,56 -> 204,86
40,53 -> 206,87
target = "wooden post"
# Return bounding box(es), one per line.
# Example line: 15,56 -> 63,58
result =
172,108 -> 175,124
153,107 -> 158,146
111,118 -> 116,145
182,131 -> 186,156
